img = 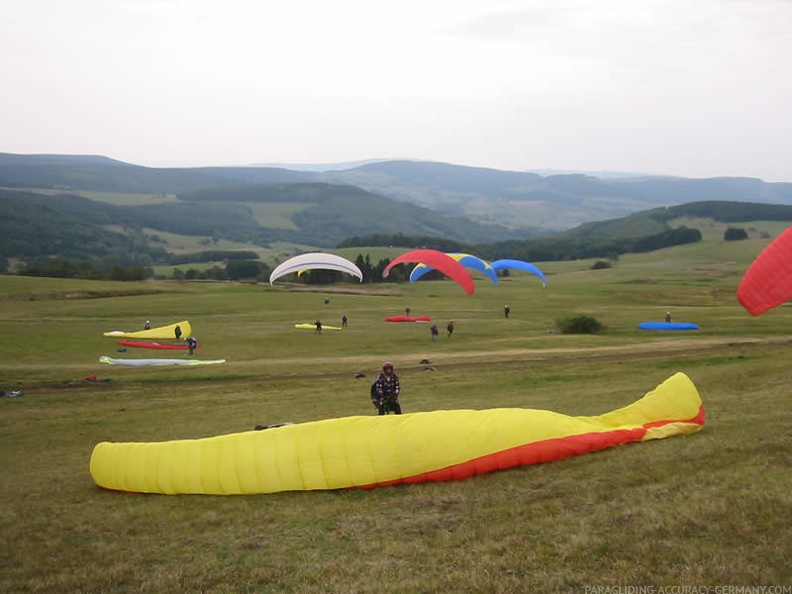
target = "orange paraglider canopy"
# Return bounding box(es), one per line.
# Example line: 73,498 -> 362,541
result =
383,249 -> 475,295
737,226 -> 792,316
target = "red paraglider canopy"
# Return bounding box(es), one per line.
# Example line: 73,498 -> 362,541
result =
737,225 -> 792,316
382,249 -> 476,295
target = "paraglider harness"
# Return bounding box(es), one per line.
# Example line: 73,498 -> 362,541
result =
371,374 -> 400,415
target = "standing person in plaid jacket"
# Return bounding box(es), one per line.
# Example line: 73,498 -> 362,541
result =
371,362 -> 402,415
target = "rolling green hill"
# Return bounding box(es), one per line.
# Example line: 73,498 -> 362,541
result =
0,183 -> 525,269
556,201 -> 792,240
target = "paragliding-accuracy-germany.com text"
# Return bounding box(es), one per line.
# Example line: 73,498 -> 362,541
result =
584,586 -> 791,594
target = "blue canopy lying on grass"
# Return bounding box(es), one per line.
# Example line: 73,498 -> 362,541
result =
639,322 -> 699,331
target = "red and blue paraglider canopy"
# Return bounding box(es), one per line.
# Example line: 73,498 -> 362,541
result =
383,249 -> 476,295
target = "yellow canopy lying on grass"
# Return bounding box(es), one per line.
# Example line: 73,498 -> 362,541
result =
103,320 -> 191,340
90,372 -> 704,495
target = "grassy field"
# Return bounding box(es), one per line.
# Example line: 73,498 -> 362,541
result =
0,237 -> 790,593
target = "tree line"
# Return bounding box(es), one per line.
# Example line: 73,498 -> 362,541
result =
8,226 -> 702,283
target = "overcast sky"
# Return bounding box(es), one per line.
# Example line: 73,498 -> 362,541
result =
2,0 -> 791,181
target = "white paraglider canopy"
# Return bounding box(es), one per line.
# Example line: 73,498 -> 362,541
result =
269,253 -> 363,284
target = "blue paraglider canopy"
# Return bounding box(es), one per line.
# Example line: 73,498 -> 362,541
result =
639,322 -> 699,331
489,259 -> 547,286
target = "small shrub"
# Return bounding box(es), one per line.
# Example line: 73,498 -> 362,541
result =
724,227 -> 748,241
591,260 -> 611,270
556,315 -> 604,334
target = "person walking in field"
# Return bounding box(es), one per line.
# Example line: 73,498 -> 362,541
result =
174,325 -> 182,341
430,324 -> 439,341
504,305 -> 510,318
315,320 -> 323,334
341,314 -> 348,328
447,321 -> 455,337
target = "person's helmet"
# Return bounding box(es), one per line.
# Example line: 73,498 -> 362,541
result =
382,361 -> 394,371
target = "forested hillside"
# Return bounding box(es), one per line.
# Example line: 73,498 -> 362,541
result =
339,201 -> 792,265
559,201 -> 792,240
178,183 -> 528,245
0,184 -> 525,269
0,190 -> 168,264
3,187 -> 791,281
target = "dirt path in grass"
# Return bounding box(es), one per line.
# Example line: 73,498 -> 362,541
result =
257,335 -> 791,372
17,335 -> 788,395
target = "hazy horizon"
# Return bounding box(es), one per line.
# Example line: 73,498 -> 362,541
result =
2,0 -> 790,183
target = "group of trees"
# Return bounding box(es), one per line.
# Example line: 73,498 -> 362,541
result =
339,227 -> 703,265
477,227 -> 703,263
724,227 -> 749,241
339,233 -> 468,253
168,250 -> 259,265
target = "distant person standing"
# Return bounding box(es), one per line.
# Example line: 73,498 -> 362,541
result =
174,325 -> 182,341
665,311 -> 672,323
504,305 -> 510,319
324,298 -> 330,308
315,320 -> 323,334
405,307 -> 411,316
341,314 -> 348,328
430,324 -> 439,341
144,320 -> 151,330
446,321 -> 455,337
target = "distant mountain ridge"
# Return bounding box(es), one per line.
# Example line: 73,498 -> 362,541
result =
248,158 -> 395,171
1,153 -> 790,234
0,153 -> 129,166
318,160 -> 792,229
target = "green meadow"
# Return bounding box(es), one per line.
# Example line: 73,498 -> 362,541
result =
0,236 -> 790,593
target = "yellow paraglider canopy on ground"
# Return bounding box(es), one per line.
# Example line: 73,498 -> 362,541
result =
103,320 -> 191,340
90,372 -> 704,495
